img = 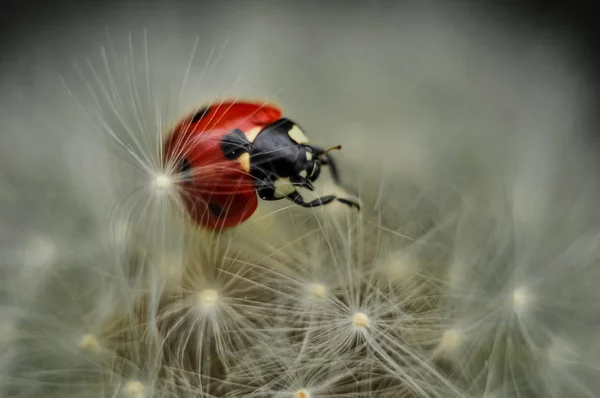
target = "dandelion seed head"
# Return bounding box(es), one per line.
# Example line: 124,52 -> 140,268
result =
153,173 -> 172,191
2,2 -> 596,397
512,286 -> 530,314
197,288 -> 219,308
308,283 -> 327,299
441,328 -> 461,351
352,311 -> 369,328
78,333 -> 100,352
296,388 -> 311,398
122,380 -> 145,398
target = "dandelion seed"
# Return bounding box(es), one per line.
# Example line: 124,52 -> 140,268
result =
153,173 -> 172,191
352,312 -> 369,328
296,388 -> 311,398
441,328 -> 461,351
197,288 -> 219,308
122,380 -> 145,398
511,286 -> 529,315
78,333 -> 101,353
309,283 -> 327,299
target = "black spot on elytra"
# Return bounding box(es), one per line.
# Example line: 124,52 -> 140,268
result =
179,158 -> 192,183
220,129 -> 252,160
208,203 -> 224,217
191,107 -> 210,123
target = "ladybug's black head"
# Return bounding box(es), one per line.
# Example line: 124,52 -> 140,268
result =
250,117 -> 359,210
251,118 -> 323,185
262,119 -> 343,190
250,117 -> 344,193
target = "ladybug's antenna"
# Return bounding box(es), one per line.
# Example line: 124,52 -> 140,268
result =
323,145 -> 342,155
311,144 -> 360,211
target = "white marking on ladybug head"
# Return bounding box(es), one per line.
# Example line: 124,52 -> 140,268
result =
238,152 -> 250,173
305,151 -> 312,161
245,126 -> 262,143
273,177 -> 296,198
299,170 -> 308,179
288,125 -> 309,144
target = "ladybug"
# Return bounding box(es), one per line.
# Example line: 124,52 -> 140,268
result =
163,100 -> 360,230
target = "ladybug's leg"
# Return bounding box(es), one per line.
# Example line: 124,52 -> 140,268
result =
287,191 -> 360,210
256,179 -> 285,202
289,191 -> 336,207
319,157 -> 341,185
310,145 -> 341,185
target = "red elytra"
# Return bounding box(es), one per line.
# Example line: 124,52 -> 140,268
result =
162,101 -> 283,229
